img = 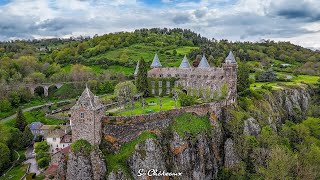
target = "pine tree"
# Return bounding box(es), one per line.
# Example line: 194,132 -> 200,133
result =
15,107 -> 27,132
237,62 -> 250,93
21,126 -> 33,147
136,58 -> 149,97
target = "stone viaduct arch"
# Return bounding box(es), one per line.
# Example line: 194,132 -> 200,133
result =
29,82 -> 64,97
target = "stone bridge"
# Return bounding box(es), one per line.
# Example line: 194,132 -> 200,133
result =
27,83 -> 65,97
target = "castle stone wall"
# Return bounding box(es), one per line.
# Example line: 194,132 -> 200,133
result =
102,101 -> 226,144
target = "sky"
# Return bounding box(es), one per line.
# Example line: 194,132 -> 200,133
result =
0,0 -> 320,49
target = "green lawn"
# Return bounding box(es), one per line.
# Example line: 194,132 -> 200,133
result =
111,96 -> 180,116
0,164 -> 27,180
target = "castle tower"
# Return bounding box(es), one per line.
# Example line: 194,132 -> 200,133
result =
198,54 -> 210,68
70,86 -> 105,145
150,53 -> 162,68
179,55 -> 191,68
222,51 -> 238,103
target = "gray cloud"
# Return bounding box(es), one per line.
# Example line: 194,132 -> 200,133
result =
172,14 -> 191,24
268,0 -> 320,22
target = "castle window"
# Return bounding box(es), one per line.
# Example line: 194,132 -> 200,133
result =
152,89 -> 155,94
175,81 -> 179,87
167,74 -> 171,77
159,74 -> 163,77
220,76 -> 224,79
166,81 -> 170,87
80,112 -> 84,119
197,75 -> 201,78
159,88 -> 162,95
175,74 -> 179,78
151,81 -> 155,88
166,88 -> 170,94
53,138 -> 56,142
159,81 -> 162,87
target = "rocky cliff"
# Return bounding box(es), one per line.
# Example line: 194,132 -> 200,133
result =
65,86 -> 312,180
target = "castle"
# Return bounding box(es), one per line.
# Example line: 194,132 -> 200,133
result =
135,51 -> 237,103
70,52 -> 238,146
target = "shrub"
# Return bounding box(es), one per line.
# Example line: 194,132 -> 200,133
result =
38,157 -> 50,169
71,139 -> 92,155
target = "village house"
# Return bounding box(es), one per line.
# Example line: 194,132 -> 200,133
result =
46,126 -> 72,153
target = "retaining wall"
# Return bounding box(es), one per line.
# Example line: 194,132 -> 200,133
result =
102,101 -> 226,144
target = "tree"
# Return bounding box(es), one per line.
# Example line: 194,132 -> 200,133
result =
256,70 -> 277,82
15,108 -> 27,132
0,99 -> 11,112
0,143 -> 10,173
258,146 -> 296,180
135,58 -> 149,97
114,81 -> 137,102
34,141 -> 50,154
21,126 -> 33,148
237,62 -> 250,93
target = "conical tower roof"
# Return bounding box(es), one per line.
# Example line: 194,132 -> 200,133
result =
134,60 -> 139,76
150,53 -> 162,68
225,51 -> 236,63
198,54 -> 210,68
72,86 -> 104,110
179,55 -> 191,68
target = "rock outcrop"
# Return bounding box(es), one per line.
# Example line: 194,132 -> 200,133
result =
224,138 -> 240,169
67,148 -> 106,180
243,117 -> 261,136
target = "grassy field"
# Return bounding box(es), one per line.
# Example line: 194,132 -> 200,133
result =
0,164 -> 27,180
250,74 -> 320,90
171,113 -> 211,137
111,96 -> 180,116
3,110 -> 66,128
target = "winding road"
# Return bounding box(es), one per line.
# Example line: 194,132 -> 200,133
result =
0,93 -> 110,122
0,100 -> 73,122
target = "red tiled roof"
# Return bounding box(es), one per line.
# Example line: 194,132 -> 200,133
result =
44,164 -> 58,176
61,146 -> 70,155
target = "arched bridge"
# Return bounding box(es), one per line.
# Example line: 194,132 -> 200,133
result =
26,82 -> 65,97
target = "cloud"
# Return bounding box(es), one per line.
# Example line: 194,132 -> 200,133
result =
267,0 -> 320,22
0,0 -> 320,49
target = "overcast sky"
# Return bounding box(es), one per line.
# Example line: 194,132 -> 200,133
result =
0,0 -> 320,49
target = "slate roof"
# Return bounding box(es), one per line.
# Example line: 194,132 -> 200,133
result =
225,51 -> 236,63
150,53 -> 162,68
134,60 -> 139,76
198,54 -> 210,68
29,122 -> 43,130
72,86 -> 104,110
179,55 -> 191,68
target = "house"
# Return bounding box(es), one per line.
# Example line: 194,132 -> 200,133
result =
46,126 -> 72,153
40,125 -> 71,139
29,122 -> 44,138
